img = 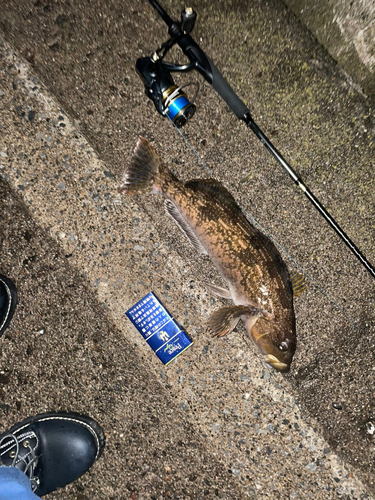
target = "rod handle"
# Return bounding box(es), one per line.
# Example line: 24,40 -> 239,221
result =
207,55 -> 249,119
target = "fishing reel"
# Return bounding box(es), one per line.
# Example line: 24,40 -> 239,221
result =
136,7 -> 199,128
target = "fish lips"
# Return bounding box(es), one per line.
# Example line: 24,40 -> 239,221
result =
263,354 -> 291,373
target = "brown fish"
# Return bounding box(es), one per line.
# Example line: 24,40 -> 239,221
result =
119,137 -> 303,372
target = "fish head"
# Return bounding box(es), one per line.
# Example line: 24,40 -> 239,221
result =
245,317 -> 296,373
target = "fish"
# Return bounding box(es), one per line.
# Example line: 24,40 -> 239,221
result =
119,137 -> 303,372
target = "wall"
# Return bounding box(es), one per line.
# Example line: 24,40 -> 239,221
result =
282,0 -> 375,100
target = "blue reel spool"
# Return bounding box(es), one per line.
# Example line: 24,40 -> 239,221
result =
163,83 -> 198,128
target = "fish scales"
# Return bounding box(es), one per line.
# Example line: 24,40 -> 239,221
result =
161,177 -> 290,315
119,137 -> 297,372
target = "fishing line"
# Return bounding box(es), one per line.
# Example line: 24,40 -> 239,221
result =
167,114 -> 364,334
139,0 -> 375,281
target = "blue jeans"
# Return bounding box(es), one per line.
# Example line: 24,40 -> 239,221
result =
0,467 -> 39,500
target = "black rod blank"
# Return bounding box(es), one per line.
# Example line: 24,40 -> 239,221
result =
146,0 -> 375,280
244,113 -> 375,279
148,0 -> 173,26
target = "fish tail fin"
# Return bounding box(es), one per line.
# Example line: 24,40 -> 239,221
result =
118,136 -> 165,195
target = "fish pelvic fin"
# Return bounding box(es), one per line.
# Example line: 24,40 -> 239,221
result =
207,305 -> 262,338
165,200 -> 208,255
118,136 -> 164,195
204,282 -> 232,299
291,272 -> 307,297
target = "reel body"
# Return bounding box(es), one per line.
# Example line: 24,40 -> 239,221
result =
135,7 -> 199,128
136,57 -> 197,128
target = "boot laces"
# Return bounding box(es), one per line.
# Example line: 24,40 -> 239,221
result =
0,431 -> 40,492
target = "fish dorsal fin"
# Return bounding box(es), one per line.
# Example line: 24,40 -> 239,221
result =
165,199 -> 208,255
186,180 -> 290,279
185,179 -> 242,215
187,179 -> 294,296
207,305 -> 262,337
290,272 -> 306,297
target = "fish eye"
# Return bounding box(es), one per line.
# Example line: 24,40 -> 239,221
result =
278,342 -> 288,352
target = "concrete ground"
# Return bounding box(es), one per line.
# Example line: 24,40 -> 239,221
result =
0,0 -> 374,498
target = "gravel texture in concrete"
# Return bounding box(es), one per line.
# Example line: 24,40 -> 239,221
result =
0,168 -> 251,500
0,0 -> 375,498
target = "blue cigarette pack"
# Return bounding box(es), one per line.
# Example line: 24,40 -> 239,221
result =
126,292 -> 193,365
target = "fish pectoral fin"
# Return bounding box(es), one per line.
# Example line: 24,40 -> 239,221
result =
164,200 -> 208,255
291,272 -> 307,297
204,282 -> 232,299
207,305 -> 261,338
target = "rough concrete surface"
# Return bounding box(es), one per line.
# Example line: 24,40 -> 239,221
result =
0,0 -> 374,498
281,0 -> 375,100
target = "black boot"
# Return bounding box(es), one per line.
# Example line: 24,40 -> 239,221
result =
0,275 -> 17,338
0,411 -> 105,496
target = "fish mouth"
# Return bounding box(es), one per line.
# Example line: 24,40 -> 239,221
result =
263,354 -> 290,373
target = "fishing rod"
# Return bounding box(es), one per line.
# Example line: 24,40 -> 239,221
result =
136,0 -> 375,280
